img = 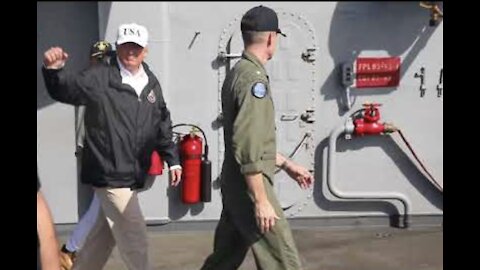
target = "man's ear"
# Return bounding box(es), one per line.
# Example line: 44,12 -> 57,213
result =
266,32 -> 273,48
143,47 -> 149,57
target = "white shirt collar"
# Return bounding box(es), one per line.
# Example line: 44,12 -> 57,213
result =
116,57 -> 149,97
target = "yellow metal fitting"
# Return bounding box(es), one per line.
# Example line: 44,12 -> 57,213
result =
383,123 -> 399,134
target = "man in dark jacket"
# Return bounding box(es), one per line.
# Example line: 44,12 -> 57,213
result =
42,23 -> 181,270
58,40 -> 113,270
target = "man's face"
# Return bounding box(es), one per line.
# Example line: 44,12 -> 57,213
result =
116,42 -> 147,71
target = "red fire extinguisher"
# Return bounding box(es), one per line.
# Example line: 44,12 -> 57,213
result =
180,132 -> 203,204
148,150 -> 164,175
174,124 -> 212,204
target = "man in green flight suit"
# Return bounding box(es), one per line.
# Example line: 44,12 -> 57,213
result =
201,5 -> 313,270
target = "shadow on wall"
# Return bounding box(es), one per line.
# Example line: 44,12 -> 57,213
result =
37,2 -> 102,111
312,134 -> 443,219
312,137 -> 399,226
321,2 -> 442,116
168,184 -> 205,221
97,2 -> 113,43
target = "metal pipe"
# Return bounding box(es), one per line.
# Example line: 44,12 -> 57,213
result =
345,86 -> 352,110
326,120 -> 410,228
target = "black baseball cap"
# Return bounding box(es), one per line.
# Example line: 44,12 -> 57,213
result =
241,5 -> 286,37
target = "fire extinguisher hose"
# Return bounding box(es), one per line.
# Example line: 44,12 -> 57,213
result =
395,130 -> 443,192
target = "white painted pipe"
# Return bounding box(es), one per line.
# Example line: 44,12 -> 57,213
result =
326,120 -> 410,228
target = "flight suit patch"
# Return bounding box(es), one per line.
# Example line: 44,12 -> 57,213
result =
251,82 -> 267,99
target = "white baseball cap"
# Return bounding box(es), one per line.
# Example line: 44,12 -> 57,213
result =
116,23 -> 149,47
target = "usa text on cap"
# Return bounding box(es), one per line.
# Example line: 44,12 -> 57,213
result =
116,23 -> 149,47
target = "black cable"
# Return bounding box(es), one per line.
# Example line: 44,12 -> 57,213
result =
349,108 -> 365,119
274,133 -> 310,174
396,130 -> 443,192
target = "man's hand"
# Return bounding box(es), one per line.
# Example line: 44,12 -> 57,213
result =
43,47 -> 68,69
245,172 -> 280,234
170,168 -> 182,187
255,199 -> 280,234
283,160 -> 313,189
